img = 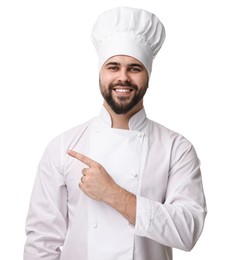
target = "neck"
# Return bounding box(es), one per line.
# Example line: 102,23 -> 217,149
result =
103,101 -> 143,129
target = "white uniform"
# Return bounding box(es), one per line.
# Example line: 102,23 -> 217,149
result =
24,107 -> 207,260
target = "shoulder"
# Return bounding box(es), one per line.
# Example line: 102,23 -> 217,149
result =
42,117 -> 95,166
148,119 -> 190,144
148,119 -> 200,172
147,118 -> 197,157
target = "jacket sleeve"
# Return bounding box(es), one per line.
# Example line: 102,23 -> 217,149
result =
24,137 -> 68,260
134,138 -> 207,251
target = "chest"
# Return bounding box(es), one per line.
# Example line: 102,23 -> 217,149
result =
88,128 -> 144,193
65,127 -> 170,201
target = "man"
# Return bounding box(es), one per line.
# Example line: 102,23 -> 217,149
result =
24,6 -> 207,260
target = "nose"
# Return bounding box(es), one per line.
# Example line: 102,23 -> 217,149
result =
117,68 -> 131,83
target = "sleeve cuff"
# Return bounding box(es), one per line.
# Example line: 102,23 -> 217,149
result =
134,195 -> 152,236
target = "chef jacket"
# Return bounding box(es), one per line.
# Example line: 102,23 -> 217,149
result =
24,107 -> 207,260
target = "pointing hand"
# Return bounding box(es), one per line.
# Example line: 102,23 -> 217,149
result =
67,150 -> 118,201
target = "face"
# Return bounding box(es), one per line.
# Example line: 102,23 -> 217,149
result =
99,55 -> 149,115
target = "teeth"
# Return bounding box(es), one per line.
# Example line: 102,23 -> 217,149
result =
115,89 -> 131,93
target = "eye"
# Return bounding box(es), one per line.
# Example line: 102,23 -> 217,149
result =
107,66 -> 119,71
129,67 -> 142,72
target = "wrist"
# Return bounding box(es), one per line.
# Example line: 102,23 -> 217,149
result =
103,184 -> 136,225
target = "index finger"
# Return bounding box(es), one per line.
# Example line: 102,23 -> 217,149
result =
67,150 -> 96,167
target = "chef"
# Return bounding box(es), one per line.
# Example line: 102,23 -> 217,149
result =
24,6 -> 207,260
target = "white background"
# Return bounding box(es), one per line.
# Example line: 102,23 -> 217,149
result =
0,0 -> 231,259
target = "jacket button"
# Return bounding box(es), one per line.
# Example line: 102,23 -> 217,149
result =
91,222 -> 98,228
131,172 -> 138,178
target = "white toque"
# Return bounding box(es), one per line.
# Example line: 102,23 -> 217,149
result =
91,6 -> 166,75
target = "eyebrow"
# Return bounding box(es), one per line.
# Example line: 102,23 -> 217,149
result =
128,63 -> 143,68
105,62 -> 120,66
105,62 -> 143,68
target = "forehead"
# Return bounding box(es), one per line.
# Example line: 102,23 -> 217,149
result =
104,55 -> 145,67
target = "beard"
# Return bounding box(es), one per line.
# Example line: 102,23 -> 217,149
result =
99,80 -> 148,114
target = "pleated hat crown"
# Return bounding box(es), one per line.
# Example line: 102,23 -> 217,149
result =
91,6 -> 166,75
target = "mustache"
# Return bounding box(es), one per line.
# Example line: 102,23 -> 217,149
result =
109,82 -> 138,90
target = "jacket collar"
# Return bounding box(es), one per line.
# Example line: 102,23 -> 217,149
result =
99,106 -> 148,131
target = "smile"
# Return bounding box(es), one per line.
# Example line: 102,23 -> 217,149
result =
113,88 -> 134,93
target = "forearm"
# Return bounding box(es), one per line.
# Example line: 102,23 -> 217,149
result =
103,184 -> 136,225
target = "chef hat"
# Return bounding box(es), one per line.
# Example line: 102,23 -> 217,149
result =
91,6 -> 166,75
